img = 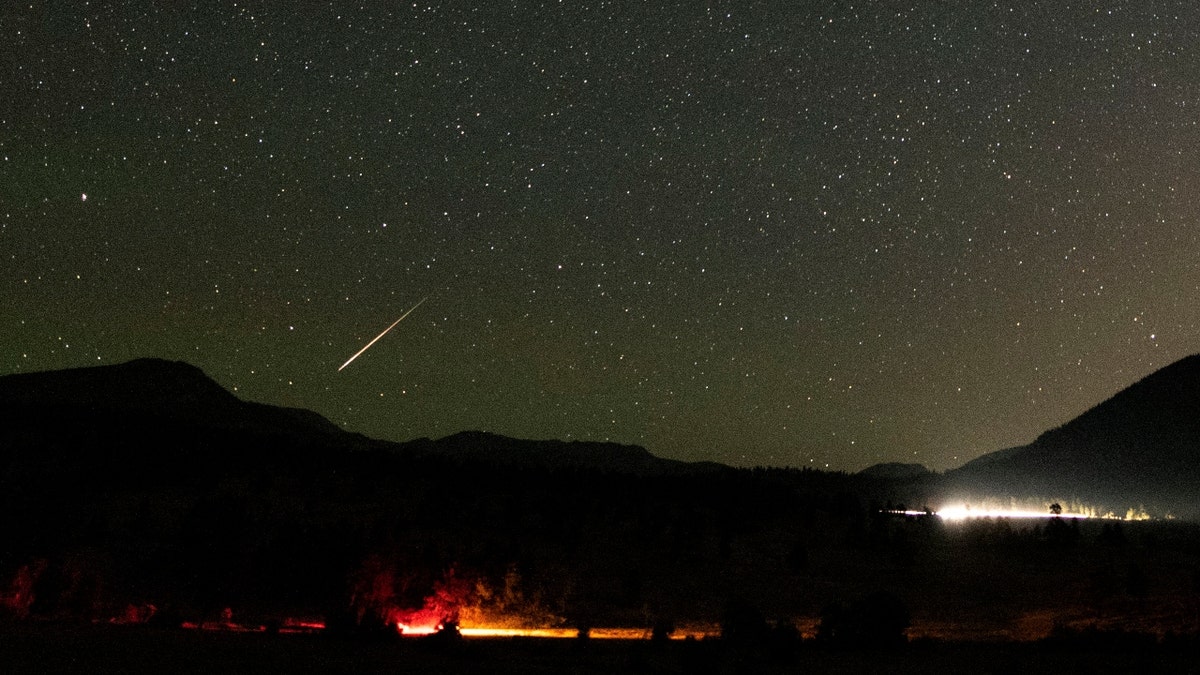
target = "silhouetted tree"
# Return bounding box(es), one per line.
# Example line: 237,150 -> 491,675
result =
720,598 -> 768,646
651,617 -> 675,644
766,618 -> 802,663
817,591 -> 910,649
426,619 -> 463,649
1043,514 -> 1080,548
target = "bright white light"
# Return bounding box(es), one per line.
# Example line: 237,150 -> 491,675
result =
900,506 -> 1089,521
395,623 -> 438,635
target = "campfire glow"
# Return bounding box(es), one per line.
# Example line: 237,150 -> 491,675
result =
3,557 -> 721,641
176,617 -> 715,640
458,626 -> 717,640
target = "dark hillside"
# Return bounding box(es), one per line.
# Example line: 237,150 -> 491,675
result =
945,354 -> 1200,516
0,359 -> 873,630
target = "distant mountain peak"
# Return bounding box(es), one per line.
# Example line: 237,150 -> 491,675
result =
0,358 -> 234,410
400,430 -> 724,476
1033,353 -> 1200,443
0,357 -> 343,442
946,353 -> 1200,516
858,462 -> 932,480
1,359 -> 721,477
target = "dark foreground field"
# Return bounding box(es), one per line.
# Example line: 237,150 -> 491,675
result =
1,623 -> 1196,675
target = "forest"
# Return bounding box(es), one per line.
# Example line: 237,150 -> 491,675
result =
3,359 -> 1200,672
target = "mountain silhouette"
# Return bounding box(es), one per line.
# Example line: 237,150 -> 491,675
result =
858,462 -> 932,481
0,359 -> 883,632
0,358 -> 716,477
7,356 -> 1200,637
8,354 -> 1200,518
0,357 -> 348,442
401,430 -> 726,476
945,354 -> 1200,516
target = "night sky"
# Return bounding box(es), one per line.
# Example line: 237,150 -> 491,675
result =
4,3 -> 1199,472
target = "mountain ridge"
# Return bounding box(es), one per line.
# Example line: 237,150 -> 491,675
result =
944,353 -> 1200,515
0,358 -> 717,477
0,357 -> 350,444
6,354 -> 1200,513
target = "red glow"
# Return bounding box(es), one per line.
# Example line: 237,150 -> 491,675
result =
457,626 -> 719,640
179,613 -> 327,634
279,618 -> 327,634
386,567 -> 473,635
2,561 -> 45,618
346,558 -> 475,636
107,603 -> 158,625
2,552 -> 713,641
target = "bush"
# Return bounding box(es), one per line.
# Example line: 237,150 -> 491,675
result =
720,599 -> 768,646
817,590 -> 910,649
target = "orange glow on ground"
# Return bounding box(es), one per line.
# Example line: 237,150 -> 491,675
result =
177,613 -> 720,641
395,623 -> 439,636
458,626 -> 718,640
399,624 -> 719,640
279,619 -> 327,634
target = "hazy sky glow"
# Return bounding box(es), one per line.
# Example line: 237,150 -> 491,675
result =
4,3 -> 1199,470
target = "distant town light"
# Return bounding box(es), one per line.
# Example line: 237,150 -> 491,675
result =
931,506 -> 1089,521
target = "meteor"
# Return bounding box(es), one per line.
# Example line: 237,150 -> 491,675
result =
338,297 -> 427,372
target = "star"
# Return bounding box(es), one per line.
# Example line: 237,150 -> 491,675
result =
2,2 -> 1197,472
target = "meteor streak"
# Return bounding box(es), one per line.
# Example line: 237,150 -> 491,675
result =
338,297 -> 427,371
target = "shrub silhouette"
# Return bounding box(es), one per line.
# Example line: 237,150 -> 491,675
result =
720,598 -> 768,646
817,590 -> 910,648
651,617 -> 675,643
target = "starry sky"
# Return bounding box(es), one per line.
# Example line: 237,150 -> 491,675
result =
4,2 -> 1199,472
